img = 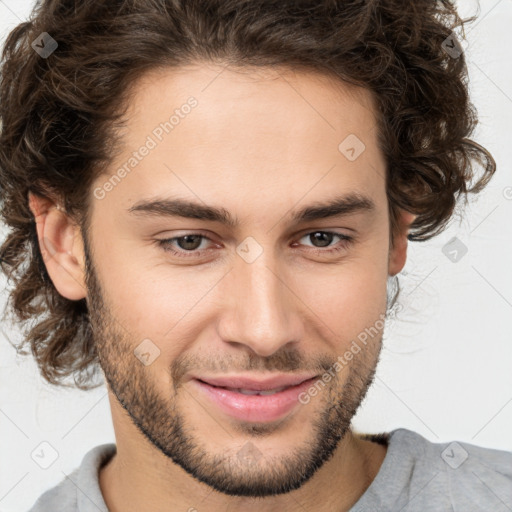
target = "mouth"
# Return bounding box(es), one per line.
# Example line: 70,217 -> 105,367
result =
190,374 -> 319,423
206,385 -> 291,396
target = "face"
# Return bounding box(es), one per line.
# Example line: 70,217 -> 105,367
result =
38,63 -> 412,497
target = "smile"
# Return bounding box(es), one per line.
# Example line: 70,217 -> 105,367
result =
191,375 -> 318,423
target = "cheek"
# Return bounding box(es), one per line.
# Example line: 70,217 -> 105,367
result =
292,253 -> 389,348
95,248 -> 226,358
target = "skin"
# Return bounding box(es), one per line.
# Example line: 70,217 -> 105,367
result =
28,63 -> 416,511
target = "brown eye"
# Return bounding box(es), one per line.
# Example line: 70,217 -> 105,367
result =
174,235 -> 203,251
307,231 -> 336,248
156,233 -> 213,258
297,231 -> 353,253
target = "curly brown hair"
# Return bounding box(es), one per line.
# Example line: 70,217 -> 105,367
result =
0,0 -> 496,389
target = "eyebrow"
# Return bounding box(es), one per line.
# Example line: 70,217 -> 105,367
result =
127,192 -> 375,227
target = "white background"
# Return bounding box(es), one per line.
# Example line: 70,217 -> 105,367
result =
0,0 -> 511,510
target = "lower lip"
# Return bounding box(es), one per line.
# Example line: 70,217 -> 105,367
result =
192,377 -> 318,423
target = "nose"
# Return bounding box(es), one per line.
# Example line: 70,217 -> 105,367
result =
217,250 -> 304,357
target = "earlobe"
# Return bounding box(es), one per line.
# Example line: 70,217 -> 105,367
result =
388,210 -> 416,277
28,191 -> 87,301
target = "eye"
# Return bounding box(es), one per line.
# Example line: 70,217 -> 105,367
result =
156,230 -> 354,259
294,231 -> 354,256
157,233 -> 214,258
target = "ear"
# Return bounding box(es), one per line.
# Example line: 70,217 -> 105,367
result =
388,209 -> 416,277
28,191 -> 87,300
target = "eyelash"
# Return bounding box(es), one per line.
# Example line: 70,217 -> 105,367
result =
156,231 -> 354,259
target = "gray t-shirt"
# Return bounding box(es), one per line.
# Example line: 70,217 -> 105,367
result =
28,428 -> 512,511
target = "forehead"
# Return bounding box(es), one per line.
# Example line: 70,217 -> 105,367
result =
123,62 -> 378,140
92,63 -> 385,219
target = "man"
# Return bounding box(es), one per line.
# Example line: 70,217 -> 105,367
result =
0,0 -> 510,511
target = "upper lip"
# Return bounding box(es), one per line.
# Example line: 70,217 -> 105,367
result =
192,373 -> 318,391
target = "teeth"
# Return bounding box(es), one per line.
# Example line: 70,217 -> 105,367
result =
226,386 -> 288,395
258,387 -> 286,395
234,388 -> 260,395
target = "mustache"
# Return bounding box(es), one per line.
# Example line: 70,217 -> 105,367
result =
170,349 -> 337,386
